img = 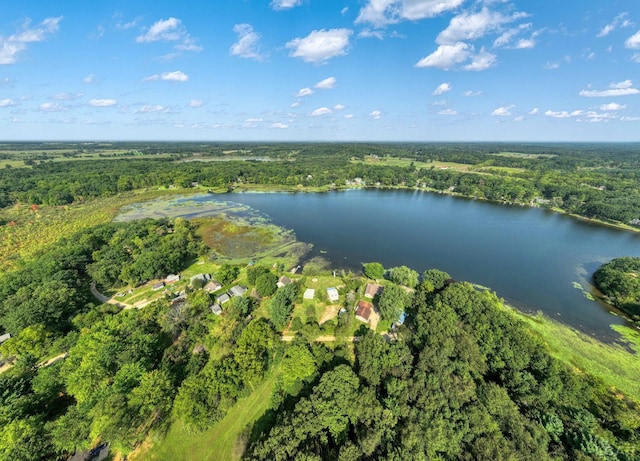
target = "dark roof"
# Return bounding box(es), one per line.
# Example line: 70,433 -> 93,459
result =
364,283 -> 383,298
355,300 -> 373,322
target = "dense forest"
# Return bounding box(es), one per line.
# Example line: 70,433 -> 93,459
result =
1,142 -> 640,226
594,257 -> 640,325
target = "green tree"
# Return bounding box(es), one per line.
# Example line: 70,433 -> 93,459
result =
363,262 -> 384,279
422,269 -> 451,291
387,265 -> 419,288
217,264 -> 239,285
378,284 -> 409,322
256,272 -> 278,297
268,283 -> 298,330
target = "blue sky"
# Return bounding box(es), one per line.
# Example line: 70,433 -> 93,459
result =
1,0 -> 640,142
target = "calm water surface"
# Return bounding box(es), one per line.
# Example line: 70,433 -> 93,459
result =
216,189 -> 640,341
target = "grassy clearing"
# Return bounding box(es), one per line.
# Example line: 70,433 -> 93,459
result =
134,372 -> 276,461
510,309 -> 640,402
491,152 -> 557,159
354,156 -> 478,173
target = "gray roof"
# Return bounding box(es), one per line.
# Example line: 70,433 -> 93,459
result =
229,285 -> 248,297
218,293 -> 231,304
210,304 -> 222,315
0,333 -> 11,343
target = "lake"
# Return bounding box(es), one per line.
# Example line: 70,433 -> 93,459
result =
221,189 -> 640,341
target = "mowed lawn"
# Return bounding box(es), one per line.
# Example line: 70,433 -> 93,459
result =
136,373 -> 276,461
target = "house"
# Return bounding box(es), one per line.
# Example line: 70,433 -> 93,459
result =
303,288 -> 315,300
364,283 -> 384,299
290,265 -> 302,274
326,287 -> 340,302
210,304 -> 222,315
152,282 -> 164,291
0,333 -> 11,344
165,274 -> 180,284
190,273 -> 211,285
355,300 -> 373,323
204,280 -> 222,293
171,293 -> 187,306
229,285 -> 248,297
217,293 -> 231,305
277,275 -> 292,288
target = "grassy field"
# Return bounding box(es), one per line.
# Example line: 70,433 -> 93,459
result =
133,372 -> 277,461
510,309 -> 640,402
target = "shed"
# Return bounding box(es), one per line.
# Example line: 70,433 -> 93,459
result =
0,333 -> 11,344
364,283 -> 384,299
152,282 -> 164,291
217,293 -> 231,305
303,288 -> 315,300
210,304 -> 222,315
355,300 -> 373,323
204,280 -> 222,293
190,273 -> 211,285
165,274 -> 180,284
277,275 -> 292,288
326,287 -> 339,302
229,285 -> 248,297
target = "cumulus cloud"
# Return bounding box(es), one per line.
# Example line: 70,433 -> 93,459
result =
314,77 -> 337,89
271,122 -> 289,128
432,82 -> 452,95
436,8 -> 524,45
625,31 -> 640,49
291,101 -> 301,108
438,108 -> 458,115
358,29 -> 385,40
356,0 -> 465,27
333,104 -> 346,110
344,114 -> 354,119
82,74 -> 96,84
39,102 -> 66,112
136,17 -> 201,52
143,71 -> 189,82
296,87 -> 314,97
369,110 -> 382,119
286,28 -> 352,64
230,24 -> 263,60
415,42 -> 496,71
598,13 -> 632,38
545,109 -> 583,118
189,99 -> 203,107
0,16 -> 62,65
0,98 -> 16,107
529,107 -> 539,115
310,107 -> 333,116
463,90 -> 482,96
579,80 -> 639,97
136,104 -> 169,113
599,102 -> 626,111
271,0 -> 301,10
88,98 -> 117,107
491,105 -> 514,116
52,92 -> 83,100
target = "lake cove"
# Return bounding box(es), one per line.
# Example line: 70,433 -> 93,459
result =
119,190 -> 640,341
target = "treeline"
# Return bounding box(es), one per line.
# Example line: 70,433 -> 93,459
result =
2,142 -> 640,225
247,282 -> 639,460
594,257 -> 640,324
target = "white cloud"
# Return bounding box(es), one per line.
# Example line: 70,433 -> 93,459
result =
599,102 -> 626,111
356,0 -> 465,27
625,31 -> 640,49
291,101 -> 301,108
271,122 -> 289,128
143,71 -> 189,82
463,90 -> 482,96
0,16 -> 62,65
0,98 -> 16,107
286,28 -> 352,64
296,87 -> 314,97
463,49 -> 496,71
515,38 -> 535,49
579,80 -> 639,97
415,42 -> 469,69
230,24 -> 263,60
136,104 -> 169,113
136,17 -> 201,52
514,116 -> 524,122
82,74 -> 96,84
432,82 -> 452,95
314,77 -> 337,89
436,8 -> 525,45
88,98 -> 117,107
544,61 -> 559,70
369,110 -> 382,119
271,0 -> 301,10
529,107 -> 539,115
491,104 -> 514,116
598,13 -> 632,38
341,7 -> 349,16
358,29 -> 385,40
39,102 -> 65,112
344,114 -> 354,119
189,99 -> 203,107
438,108 -> 458,115
310,107 -> 333,116
333,104 -> 346,110
545,109 -> 584,118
